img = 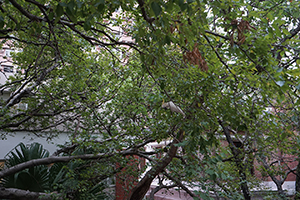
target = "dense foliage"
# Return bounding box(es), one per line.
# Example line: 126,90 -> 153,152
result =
0,0 -> 300,199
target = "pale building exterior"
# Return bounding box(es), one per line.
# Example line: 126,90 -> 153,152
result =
0,43 -> 70,160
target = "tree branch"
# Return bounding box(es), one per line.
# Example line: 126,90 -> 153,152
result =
280,18 -> 300,44
218,119 -> 251,200
136,0 -> 155,24
8,0 -> 44,22
258,155 -> 287,198
128,130 -> 184,200
163,171 -> 197,198
0,153 -> 112,178
0,187 -> 62,200
0,148 -> 143,179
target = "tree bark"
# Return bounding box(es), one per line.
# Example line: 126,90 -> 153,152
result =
295,161 -> 300,199
219,121 -> 251,200
0,187 -> 62,200
128,130 -> 184,200
0,149 -> 139,179
259,155 -> 287,200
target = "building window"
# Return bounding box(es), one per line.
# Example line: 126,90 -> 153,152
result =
5,49 -> 13,57
3,65 -> 13,73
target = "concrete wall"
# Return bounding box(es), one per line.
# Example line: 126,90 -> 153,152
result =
145,187 -> 295,200
0,132 -> 69,159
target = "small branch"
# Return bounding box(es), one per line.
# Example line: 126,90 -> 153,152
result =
218,119 -> 251,200
283,166 -> 297,182
51,144 -> 78,156
25,0 -> 48,9
258,155 -> 286,197
133,138 -> 156,149
51,133 -> 127,156
280,18 -> 300,44
203,34 -> 238,81
148,183 -> 177,200
205,30 -> 230,40
163,171 -> 197,198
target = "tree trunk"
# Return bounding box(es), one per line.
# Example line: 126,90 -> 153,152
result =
239,171 -> 251,200
276,184 -> 287,200
127,130 -> 184,200
259,155 -> 287,200
0,187 -> 61,200
295,161 -> 300,199
219,121 -> 251,200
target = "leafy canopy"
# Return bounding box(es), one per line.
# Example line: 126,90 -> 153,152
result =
0,0 -> 300,199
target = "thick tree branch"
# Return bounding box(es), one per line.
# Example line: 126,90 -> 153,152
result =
258,155 -> 287,198
8,0 -> 44,22
0,187 -> 62,200
136,0 -> 155,24
128,130 -> 184,200
0,153 -> 112,178
0,135 -> 155,179
0,149 -> 141,179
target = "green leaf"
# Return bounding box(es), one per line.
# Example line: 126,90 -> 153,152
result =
199,192 -> 212,200
175,140 -> 189,147
67,0 -> 76,11
0,16 -> 4,29
56,4 -> 64,18
266,12 -> 274,21
164,35 -> 171,45
151,2 -> 162,17
280,131 -> 287,140
66,7 -> 77,22
97,4 -> 105,13
95,0 -> 105,6
48,12 -> 54,21
84,16 -> 93,31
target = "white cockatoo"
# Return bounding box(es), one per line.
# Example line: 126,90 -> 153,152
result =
162,100 -> 185,117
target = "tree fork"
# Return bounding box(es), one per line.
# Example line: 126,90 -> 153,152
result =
128,130 -> 184,200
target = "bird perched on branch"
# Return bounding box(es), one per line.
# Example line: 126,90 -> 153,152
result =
162,100 -> 185,117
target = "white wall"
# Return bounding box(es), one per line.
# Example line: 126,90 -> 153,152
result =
262,181 -> 295,195
0,132 -> 69,159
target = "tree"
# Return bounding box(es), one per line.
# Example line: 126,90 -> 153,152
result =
1,0 -> 300,199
